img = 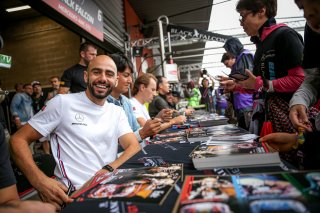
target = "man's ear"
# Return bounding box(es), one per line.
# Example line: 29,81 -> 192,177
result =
259,7 -> 266,17
84,71 -> 88,83
115,78 -> 118,87
140,84 -> 146,92
80,50 -> 85,58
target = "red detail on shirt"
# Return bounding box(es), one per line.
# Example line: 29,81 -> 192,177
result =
272,66 -> 305,92
261,24 -> 287,41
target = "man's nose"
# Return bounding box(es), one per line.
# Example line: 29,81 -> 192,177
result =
128,76 -> 133,84
100,72 -> 108,81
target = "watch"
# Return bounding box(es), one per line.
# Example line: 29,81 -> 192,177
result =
102,164 -> 114,172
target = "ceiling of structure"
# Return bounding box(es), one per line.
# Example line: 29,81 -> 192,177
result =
0,0 -> 215,68
128,0 -> 214,66
0,0 -> 41,29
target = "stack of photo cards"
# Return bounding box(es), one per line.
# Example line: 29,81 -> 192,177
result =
173,171 -> 320,213
72,164 -> 183,205
190,140 -> 280,169
187,124 -> 256,143
188,113 -> 228,127
148,131 -> 187,145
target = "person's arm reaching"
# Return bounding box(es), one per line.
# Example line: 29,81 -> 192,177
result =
10,124 -> 72,211
159,115 -> 187,131
0,200 -> 55,213
266,67 -> 305,93
156,109 -> 173,122
289,68 -> 320,131
138,118 -> 162,139
97,133 -> 141,173
137,117 -> 147,127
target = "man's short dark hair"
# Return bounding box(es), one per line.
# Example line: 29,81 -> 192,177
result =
236,0 -> 277,18
221,52 -> 235,63
79,41 -> 97,53
155,76 -> 166,91
23,84 -> 31,89
14,83 -> 23,90
109,53 -> 133,73
50,76 -> 60,81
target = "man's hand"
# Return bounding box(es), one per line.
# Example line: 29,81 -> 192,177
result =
220,80 -> 236,92
171,115 -> 187,125
156,109 -> 173,122
13,117 -> 22,129
139,118 -> 162,139
289,104 -> 312,131
34,176 -> 73,211
2,200 -> 56,213
237,69 -> 256,89
184,108 -> 194,116
216,75 -> 230,82
260,133 -> 296,152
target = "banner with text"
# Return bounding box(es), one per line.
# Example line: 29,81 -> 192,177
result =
167,24 -> 231,43
43,0 -> 104,41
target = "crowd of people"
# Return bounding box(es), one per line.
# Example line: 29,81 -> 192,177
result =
0,0 -> 320,212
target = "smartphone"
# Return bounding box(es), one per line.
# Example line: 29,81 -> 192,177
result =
229,72 -> 249,81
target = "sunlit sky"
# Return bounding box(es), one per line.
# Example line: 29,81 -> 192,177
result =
202,0 -> 304,88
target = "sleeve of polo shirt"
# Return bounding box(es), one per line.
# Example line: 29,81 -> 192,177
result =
28,95 -> 63,137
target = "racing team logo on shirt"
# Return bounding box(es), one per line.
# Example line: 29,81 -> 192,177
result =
75,113 -> 84,122
72,113 -> 87,126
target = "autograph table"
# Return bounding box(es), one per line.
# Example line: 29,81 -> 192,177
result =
62,126 -> 296,213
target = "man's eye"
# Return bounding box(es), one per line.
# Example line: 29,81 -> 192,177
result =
106,72 -> 114,77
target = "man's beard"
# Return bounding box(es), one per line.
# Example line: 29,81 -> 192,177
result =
88,82 -> 114,99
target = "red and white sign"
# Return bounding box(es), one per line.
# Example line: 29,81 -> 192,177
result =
43,0 -> 104,41
165,63 -> 179,82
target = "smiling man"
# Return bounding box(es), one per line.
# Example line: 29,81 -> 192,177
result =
107,54 -> 161,142
10,55 -> 141,211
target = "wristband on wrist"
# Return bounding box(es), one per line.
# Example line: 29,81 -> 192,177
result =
102,164 -> 114,172
135,129 -> 143,142
267,80 -> 274,92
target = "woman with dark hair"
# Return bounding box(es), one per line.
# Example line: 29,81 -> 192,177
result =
222,0 -> 305,135
184,81 -> 201,107
199,78 -> 215,113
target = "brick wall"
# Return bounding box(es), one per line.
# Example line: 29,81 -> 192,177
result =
0,16 -> 80,90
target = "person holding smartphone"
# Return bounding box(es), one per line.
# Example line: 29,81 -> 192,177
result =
222,0 -> 305,137
220,37 -> 254,130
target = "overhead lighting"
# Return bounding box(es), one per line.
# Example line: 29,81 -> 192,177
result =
6,5 -> 31,13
